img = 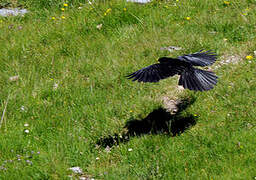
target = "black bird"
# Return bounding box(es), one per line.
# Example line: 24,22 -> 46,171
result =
127,50 -> 218,91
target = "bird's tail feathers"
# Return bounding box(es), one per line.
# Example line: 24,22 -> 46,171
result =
178,68 -> 218,91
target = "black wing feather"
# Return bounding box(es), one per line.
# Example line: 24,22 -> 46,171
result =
179,67 -> 218,91
126,63 -> 180,83
178,50 -> 217,67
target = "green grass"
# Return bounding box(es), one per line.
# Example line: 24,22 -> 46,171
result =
0,0 -> 256,179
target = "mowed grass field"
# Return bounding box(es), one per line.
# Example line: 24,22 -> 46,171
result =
0,0 -> 256,179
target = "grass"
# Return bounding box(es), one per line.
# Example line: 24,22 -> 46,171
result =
0,0 -> 256,179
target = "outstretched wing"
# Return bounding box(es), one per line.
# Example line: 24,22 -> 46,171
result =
126,63 -> 180,83
178,67 -> 218,91
178,50 -> 217,67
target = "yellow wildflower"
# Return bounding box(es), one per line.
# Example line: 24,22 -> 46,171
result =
106,8 -> 111,13
242,8 -> 250,16
61,16 -> 66,19
186,17 -> 191,20
123,8 -> 127,11
104,8 -> 112,16
51,17 -> 56,20
223,1 -> 230,5
246,55 -> 253,60
64,3 -> 68,7
61,8 -> 65,11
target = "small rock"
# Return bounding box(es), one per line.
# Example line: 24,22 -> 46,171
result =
247,123 -> 253,129
69,166 -> 83,174
0,166 -> 6,170
160,46 -> 182,53
9,75 -> 19,82
96,24 -> 102,30
162,97 -> 181,114
0,8 -> 28,17
20,106 -> 26,111
209,31 -> 217,34
105,146 -> 111,153
214,55 -> 241,69
177,85 -> 184,91
126,0 -> 151,4
79,177 -> 94,180
24,129 -> 29,133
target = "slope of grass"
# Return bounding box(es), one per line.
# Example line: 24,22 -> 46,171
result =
0,0 -> 256,179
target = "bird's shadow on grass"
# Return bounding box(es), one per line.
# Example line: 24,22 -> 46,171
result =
96,97 -> 197,148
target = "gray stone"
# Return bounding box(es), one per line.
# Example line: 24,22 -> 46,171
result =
127,0 -> 151,4
0,8 -> 28,17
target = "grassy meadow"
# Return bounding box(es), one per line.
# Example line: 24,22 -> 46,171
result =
0,0 -> 256,179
